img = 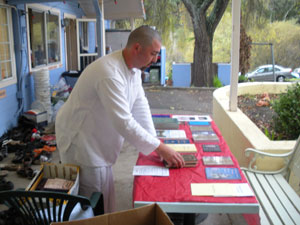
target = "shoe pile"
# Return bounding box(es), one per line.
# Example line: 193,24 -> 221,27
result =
0,116 -> 56,180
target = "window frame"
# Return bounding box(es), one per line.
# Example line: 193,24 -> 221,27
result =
26,4 -> 62,72
0,6 -> 17,89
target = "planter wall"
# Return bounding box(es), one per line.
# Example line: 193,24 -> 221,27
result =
213,82 -> 296,170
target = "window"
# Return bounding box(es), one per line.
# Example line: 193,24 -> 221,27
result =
27,4 -> 61,70
0,6 -> 16,88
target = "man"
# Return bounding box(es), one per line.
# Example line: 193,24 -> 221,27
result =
55,25 -> 184,213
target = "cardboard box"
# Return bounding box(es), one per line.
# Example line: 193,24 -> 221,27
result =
51,203 -> 174,225
26,163 -> 79,195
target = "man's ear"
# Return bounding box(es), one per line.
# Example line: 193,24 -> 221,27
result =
133,43 -> 141,53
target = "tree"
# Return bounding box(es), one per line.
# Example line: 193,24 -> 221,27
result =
239,24 -> 252,75
182,0 -> 229,87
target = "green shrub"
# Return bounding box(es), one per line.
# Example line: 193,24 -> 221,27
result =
238,75 -> 247,83
213,76 -> 223,88
272,83 -> 300,140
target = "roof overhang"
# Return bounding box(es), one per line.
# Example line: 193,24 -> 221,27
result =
79,0 -> 146,20
6,0 -> 146,20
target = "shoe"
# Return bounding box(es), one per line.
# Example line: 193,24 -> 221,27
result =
0,179 -> 14,191
12,150 -> 24,164
0,170 -> 8,179
0,164 -> 19,171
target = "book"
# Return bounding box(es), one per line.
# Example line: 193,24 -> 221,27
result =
202,144 -> 221,152
191,183 -> 254,197
152,114 -> 170,118
164,154 -> 198,168
43,178 -> 74,191
152,117 -> 179,130
156,129 -> 187,139
166,144 -> 197,153
205,167 -> 241,180
202,156 -> 234,166
189,121 -> 211,126
163,139 -> 190,144
190,125 -> 213,132
192,131 -> 219,143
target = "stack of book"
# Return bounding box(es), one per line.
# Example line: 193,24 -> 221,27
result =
152,117 -> 179,130
164,154 -> 198,168
202,144 -> 221,152
202,156 -> 234,165
192,130 -> 219,143
190,125 -> 213,132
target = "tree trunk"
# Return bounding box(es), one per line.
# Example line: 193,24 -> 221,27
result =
192,27 -> 213,87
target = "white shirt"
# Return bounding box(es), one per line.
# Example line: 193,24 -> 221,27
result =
55,50 -> 160,167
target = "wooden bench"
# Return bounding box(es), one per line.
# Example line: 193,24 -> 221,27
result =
241,135 -> 300,225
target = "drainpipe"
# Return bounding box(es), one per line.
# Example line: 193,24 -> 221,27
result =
10,5 -> 26,115
270,43 -> 275,81
93,0 -> 104,57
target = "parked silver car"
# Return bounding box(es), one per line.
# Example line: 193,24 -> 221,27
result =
292,67 -> 300,77
245,64 -> 296,82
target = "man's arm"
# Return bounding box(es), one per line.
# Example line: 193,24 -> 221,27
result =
132,85 -> 185,168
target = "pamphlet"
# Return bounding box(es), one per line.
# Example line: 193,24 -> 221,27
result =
133,166 -> 169,176
191,183 -> 254,197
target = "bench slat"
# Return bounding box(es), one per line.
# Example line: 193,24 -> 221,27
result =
256,173 -> 295,225
274,174 -> 300,211
245,171 -> 283,225
267,175 -> 300,224
243,171 -> 271,225
258,204 -> 271,225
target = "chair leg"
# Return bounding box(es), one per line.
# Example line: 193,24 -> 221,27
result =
93,193 -> 104,216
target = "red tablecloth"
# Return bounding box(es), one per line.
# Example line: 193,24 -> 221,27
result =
133,120 -> 258,204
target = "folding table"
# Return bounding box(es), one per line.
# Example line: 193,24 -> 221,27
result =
133,117 -> 260,225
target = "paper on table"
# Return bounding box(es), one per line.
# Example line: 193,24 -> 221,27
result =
191,183 -> 254,197
172,114 -> 212,122
133,166 -> 170,176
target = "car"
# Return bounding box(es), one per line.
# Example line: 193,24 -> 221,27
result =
245,64 -> 296,82
292,67 -> 300,78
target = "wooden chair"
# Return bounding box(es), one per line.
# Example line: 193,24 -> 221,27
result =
241,135 -> 300,225
0,190 -> 104,225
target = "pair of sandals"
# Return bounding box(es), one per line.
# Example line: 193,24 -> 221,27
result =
16,155 -> 35,179
0,170 -> 14,191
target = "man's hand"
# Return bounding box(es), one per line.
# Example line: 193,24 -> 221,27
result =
155,143 -> 185,168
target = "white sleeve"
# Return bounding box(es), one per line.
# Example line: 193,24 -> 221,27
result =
96,78 -> 160,155
131,85 -> 157,137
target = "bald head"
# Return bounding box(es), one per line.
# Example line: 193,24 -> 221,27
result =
126,25 -> 161,48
